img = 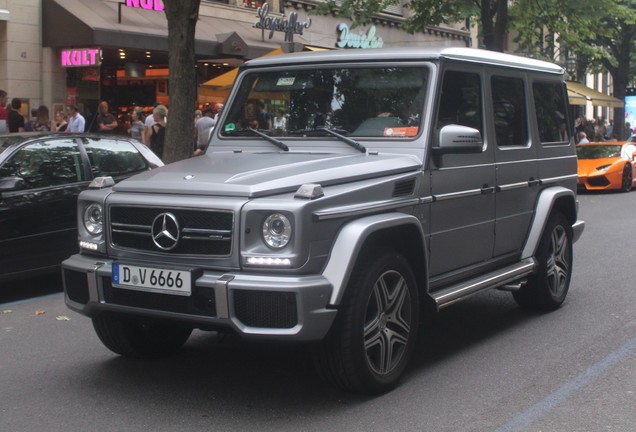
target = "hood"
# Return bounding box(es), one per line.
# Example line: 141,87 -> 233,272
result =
577,156 -> 621,176
114,152 -> 422,197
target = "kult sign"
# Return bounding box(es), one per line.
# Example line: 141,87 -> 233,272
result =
125,0 -> 164,11
61,48 -> 102,67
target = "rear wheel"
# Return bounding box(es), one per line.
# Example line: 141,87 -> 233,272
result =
621,164 -> 633,192
513,212 -> 572,310
92,312 -> 192,359
313,250 -> 419,394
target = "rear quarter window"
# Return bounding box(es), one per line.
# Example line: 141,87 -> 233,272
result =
83,138 -> 148,178
532,81 -> 569,144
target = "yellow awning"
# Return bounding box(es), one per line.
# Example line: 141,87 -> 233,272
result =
566,81 -> 624,108
202,48 -> 284,88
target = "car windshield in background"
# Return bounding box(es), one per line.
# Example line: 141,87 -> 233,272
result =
576,145 -> 622,159
220,66 -> 429,140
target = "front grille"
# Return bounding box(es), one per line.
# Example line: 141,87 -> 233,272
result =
588,176 -> 610,187
109,206 -> 233,256
234,290 -> 298,329
102,277 -> 217,317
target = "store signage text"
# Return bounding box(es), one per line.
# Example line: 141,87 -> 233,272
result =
254,2 -> 311,43
61,48 -> 102,67
125,0 -> 164,11
336,24 -> 384,49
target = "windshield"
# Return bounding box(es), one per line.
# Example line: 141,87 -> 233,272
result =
219,66 -> 429,140
576,145 -> 622,159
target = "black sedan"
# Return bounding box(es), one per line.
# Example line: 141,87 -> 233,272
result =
0,133 -> 163,283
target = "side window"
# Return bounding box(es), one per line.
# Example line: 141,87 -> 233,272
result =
491,76 -> 528,147
436,71 -> 483,133
0,139 -> 83,189
83,138 -> 149,177
533,81 -> 569,143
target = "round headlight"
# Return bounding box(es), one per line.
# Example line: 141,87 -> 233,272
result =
262,213 -> 292,249
83,203 -> 103,235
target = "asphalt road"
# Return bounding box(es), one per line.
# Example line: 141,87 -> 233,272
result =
1,191 -> 635,432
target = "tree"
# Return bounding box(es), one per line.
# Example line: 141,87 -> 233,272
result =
512,0 -> 636,139
314,0 -> 508,51
162,0 -> 200,163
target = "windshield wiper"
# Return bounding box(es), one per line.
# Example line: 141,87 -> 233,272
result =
319,127 -> 366,153
247,128 -> 289,151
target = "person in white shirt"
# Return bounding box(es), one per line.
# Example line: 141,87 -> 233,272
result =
66,104 -> 85,133
193,107 -> 216,156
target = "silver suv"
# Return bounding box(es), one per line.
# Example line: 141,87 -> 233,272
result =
62,47 -> 584,394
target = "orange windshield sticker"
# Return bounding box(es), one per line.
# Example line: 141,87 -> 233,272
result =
384,127 -> 419,137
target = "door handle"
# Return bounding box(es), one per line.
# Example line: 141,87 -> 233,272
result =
480,185 -> 495,194
528,178 -> 541,187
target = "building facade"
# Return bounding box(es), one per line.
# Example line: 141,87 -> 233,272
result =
0,0 -> 469,131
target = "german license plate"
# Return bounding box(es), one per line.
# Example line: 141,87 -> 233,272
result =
112,263 -> 192,296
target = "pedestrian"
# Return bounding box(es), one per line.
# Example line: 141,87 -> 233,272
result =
96,101 -> 118,133
273,109 -> 287,131
25,108 -> 37,131
32,105 -> 54,131
149,104 -> 167,159
66,104 -> 86,133
0,90 -> 8,124
128,109 -> 144,141
193,106 -> 215,156
143,101 -> 162,145
55,110 -> 68,132
7,98 -> 25,132
577,131 -> 589,144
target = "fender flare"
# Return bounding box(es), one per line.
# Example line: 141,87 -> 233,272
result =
321,212 -> 426,306
521,186 -> 576,259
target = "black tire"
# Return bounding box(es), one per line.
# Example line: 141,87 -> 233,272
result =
621,165 -> 633,192
92,312 -> 192,359
313,250 -> 419,394
513,212 -> 572,310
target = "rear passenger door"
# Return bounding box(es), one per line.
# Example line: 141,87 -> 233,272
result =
428,68 -> 496,277
489,72 -> 539,258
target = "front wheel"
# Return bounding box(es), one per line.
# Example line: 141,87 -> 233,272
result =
92,312 -> 192,359
313,250 -> 419,394
513,212 -> 572,310
621,164 -> 633,192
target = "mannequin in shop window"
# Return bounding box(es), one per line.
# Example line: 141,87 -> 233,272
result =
149,104 -> 167,159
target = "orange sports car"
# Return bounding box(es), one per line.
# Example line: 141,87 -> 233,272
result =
577,141 -> 636,192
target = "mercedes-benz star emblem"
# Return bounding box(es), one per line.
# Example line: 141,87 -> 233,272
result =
151,213 -> 180,250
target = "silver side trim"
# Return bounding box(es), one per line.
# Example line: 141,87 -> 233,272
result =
314,198 -> 422,221
541,174 -> 578,184
431,258 -> 536,309
433,188 -> 482,201
498,181 -> 529,191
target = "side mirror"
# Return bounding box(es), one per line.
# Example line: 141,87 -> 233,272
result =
432,124 -> 483,154
0,176 -> 27,192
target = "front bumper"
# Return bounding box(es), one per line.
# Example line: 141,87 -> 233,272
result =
62,254 -> 337,342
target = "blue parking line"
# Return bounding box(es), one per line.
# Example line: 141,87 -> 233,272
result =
496,336 -> 636,432
1,292 -> 64,308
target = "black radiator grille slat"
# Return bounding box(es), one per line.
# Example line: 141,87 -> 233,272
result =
109,206 -> 233,256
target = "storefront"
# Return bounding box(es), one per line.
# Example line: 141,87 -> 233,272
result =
41,0 -> 469,132
42,0 -> 291,130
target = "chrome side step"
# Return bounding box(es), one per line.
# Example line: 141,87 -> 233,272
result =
431,258 -> 536,310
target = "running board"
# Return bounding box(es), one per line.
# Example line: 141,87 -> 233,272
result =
431,258 -> 536,310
